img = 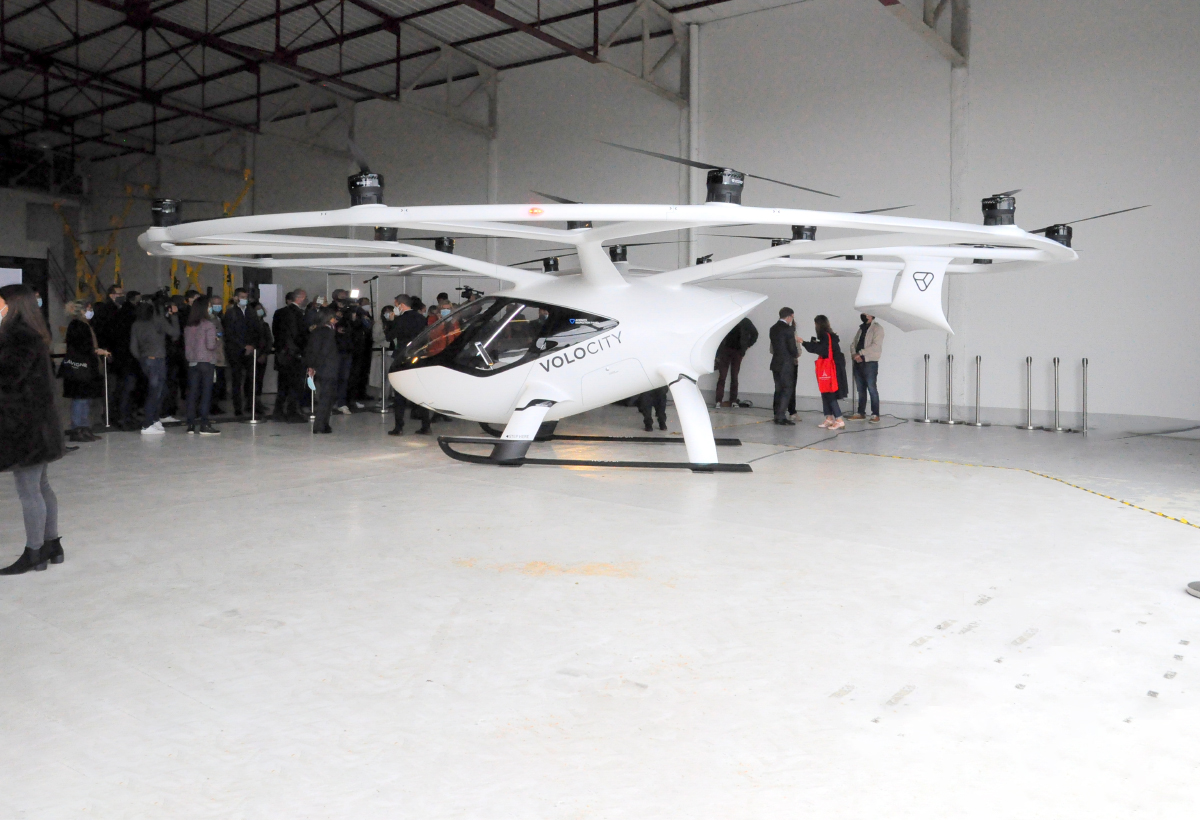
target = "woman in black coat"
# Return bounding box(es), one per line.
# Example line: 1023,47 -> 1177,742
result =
801,314 -> 848,431
0,284 -> 67,575
304,307 -> 340,434
61,300 -> 109,442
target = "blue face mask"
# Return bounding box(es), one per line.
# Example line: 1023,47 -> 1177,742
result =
212,304 -> 222,313
306,375 -> 316,391
37,298 -> 43,308
238,299 -> 248,308
440,308 -> 451,317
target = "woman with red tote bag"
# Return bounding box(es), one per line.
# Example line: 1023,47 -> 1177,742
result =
801,314 -> 849,430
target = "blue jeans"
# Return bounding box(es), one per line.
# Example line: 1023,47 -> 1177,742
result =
854,360 -> 879,416
186,362 -> 216,428
139,357 -> 167,426
70,399 -> 90,428
821,392 -> 842,418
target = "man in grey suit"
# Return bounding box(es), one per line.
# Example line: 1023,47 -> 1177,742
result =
769,307 -> 799,425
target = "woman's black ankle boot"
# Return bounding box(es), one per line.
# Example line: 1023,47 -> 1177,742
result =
0,547 -> 48,575
42,538 -> 64,565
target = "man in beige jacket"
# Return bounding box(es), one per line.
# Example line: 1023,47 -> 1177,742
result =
849,313 -> 884,422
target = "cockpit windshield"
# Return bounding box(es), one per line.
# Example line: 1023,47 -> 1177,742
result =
398,297 -> 618,376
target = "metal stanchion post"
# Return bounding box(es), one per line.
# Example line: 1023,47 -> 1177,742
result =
1048,357 -> 1066,432
309,384 -> 316,421
248,355 -> 261,425
377,346 -> 389,417
102,355 -> 111,429
1017,356 -> 1036,430
915,354 -> 933,423
940,354 -> 961,424
1082,357 -> 1089,434
970,355 -> 990,427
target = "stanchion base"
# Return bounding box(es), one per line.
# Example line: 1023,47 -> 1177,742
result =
1038,427 -> 1079,434
969,422 -> 991,427
248,420 -> 263,425
914,418 -> 935,424
1016,425 -> 1037,430
938,419 -> 963,425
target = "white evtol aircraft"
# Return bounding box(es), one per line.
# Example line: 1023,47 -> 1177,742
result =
139,170 -> 1081,472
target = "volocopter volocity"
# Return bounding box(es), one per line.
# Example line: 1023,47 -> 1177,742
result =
139,148 -> 1138,472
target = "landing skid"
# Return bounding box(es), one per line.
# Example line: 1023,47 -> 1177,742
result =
439,435 -> 752,472
477,422 -> 744,447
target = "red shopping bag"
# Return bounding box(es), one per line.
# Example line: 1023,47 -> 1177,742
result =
814,334 -> 838,393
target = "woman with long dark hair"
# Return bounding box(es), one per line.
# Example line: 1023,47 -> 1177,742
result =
184,295 -> 221,435
801,314 -> 848,431
0,284 -> 67,574
61,299 -> 109,442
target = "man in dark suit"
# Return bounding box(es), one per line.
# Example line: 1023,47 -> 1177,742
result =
222,288 -> 255,416
386,295 -> 432,436
271,289 -> 309,422
769,307 -> 799,425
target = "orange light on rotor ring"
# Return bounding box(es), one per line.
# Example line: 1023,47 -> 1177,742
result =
529,207 -> 544,216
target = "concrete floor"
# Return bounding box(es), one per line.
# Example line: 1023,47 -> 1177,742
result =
2,403 -> 1198,818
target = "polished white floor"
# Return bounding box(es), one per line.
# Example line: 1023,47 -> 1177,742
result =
2,405 -> 1198,818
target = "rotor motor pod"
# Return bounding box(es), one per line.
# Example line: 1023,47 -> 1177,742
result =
696,254 -> 713,265
972,244 -> 994,265
374,227 -> 398,242
434,237 -> 455,254
771,239 -> 789,247
1044,224 -> 1073,247
348,172 -> 384,206
151,198 -> 182,227
706,168 -> 745,205
791,225 -> 817,241
567,220 -> 593,230
608,244 -> 628,263
981,194 -> 1016,226
542,257 -> 559,273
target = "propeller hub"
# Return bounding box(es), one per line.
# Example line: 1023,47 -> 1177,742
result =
542,257 -> 559,273
567,220 -> 593,230
696,254 -> 713,265
608,245 -> 628,263
434,237 -> 455,254
374,227 -> 398,242
982,194 -> 1016,226
1044,224 -> 1073,247
705,169 -> 745,205
791,225 -> 817,241
151,198 -> 182,227
348,172 -> 384,206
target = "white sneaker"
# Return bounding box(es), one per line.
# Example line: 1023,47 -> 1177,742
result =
159,415 -> 179,423
337,405 -> 351,415
354,402 -> 365,409
152,421 -> 166,432
141,423 -> 165,435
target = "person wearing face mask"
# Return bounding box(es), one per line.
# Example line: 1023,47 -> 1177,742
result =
769,307 -> 800,425
386,295 -> 431,436
304,307 -> 340,434
222,288 -> 256,417
848,313 -> 884,423
248,300 -> 272,415
801,314 -> 848,430
183,292 -> 221,436
0,285 -> 68,575
92,285 -> 137,429
129,298 -> 180,434
348,297 -> 375,409
59,300 -> 109,442
206,296 -> 229,416
272,289 -> 309,423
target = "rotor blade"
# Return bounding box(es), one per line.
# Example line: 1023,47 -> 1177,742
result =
1028,205 -> 1150,235
530,191 -> 580,204
743,172 -> 839,199
600,141 -> 718,172
511,249 -> 579,266
347,135 -> 371,174
993,188 -> 1022,197
80,223 -> 152,235
855,204 -> 913,214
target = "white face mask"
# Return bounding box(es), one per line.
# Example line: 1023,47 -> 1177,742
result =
440,308 -> 451,317
0,306 -> 6,321
84,309 -> 94,320
37,298 -> 43,308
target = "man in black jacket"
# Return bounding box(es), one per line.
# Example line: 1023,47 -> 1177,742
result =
769,307 -> 799,425
222,288 -> 255,416
714,316 -> 758,408
304,308 -> 340,434
386,295 -> 431,436
271,290 -> 309,422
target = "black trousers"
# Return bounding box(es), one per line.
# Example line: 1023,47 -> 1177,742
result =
314,374 -> 337,431
228,351 -> 253,414
714,348 -> 744,404
274,361 -> 305,417
789,363 -> 798,415
637,387 -> 668,427
392,392 -> 429,430
772,366 -> 796,421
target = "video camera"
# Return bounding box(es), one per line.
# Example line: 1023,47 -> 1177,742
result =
456,285 -> 484,302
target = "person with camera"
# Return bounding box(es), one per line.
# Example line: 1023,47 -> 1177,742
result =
248,300 -> 272,416
129,298 -> 180,435
0,285 -> 68,575
305,307 -> 340,434
326,289 -> 357,416
386,295 -> 431,436
222,287 -> 256,417
349,296 -> 375,409
183,296 -> 221,436
60,300 -> 108,442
